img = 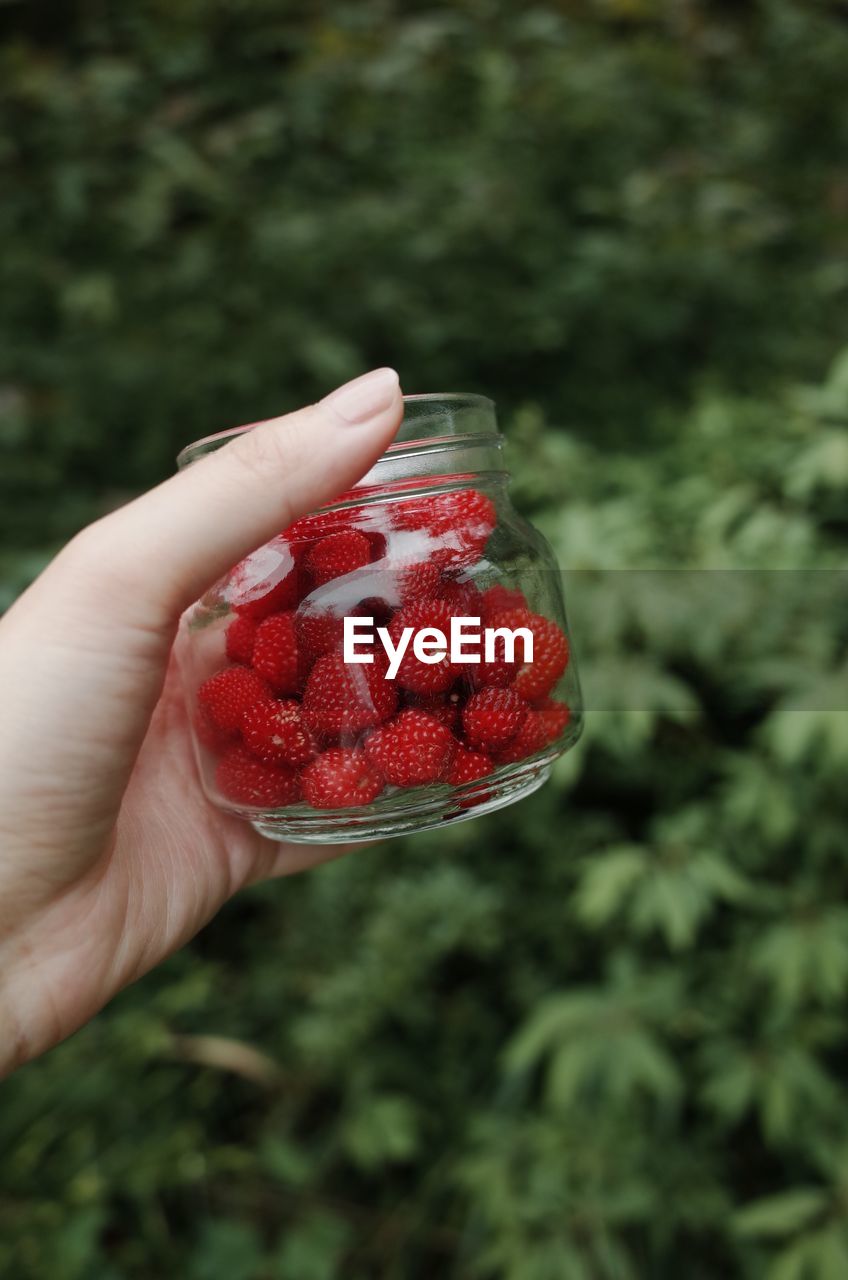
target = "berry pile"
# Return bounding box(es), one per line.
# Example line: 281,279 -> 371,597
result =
194,488 -> 571,812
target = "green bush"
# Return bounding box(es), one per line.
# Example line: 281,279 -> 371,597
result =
2,3 -> 848,1278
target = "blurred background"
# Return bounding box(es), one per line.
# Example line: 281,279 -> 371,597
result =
2,1 -> 848,1277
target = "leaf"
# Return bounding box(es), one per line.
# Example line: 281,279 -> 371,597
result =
341,1094 -> 420,1169
733,1189 -> 827,1239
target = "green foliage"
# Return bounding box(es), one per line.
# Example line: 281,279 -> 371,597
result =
3,1 -> 848,1278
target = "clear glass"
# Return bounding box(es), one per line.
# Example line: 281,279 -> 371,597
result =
175,394 -> 583,842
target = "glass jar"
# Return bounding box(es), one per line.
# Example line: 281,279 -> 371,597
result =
175,394 -> 583,843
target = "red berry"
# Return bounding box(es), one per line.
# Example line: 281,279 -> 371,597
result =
493,699 -> 571,764
215,744 -> 300,808
393,489 -> 495,569
306,530 -> 372,586
462,686 -> 528,752
489,607 -> 569,701
302,652 -> 398,738
535,698 -> 571,741
447,746 -> 493,786
241,698 -> 317,767
225,613 -> 258,665
252,611 -> 301,694
301,747 -> 384,809
227,537 -> 300,620
387,597 -> 458,694
407,691 -> 462,731
491,711 -> 548,764
386,555 -> 441,606
363,709 -> 456,787
195,703 -> 236,752
480,583 -> 528,620
198,666 -> 270,733
439,578 -> 485,616
282,504 -> 366,547
295,608 -> 346,664
461,624 -> 519,690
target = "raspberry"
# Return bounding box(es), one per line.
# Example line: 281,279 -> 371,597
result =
295,608 -> 346,664
302,652 -> 398,738
228,537 -> 301,620
394,489 -> 495,569
536,698 -> 571,741
241,698 -> 317,767
467,655 -> 518,689
407,691 -> 462,731
363,709 -> 456,787
198,666 -> 270,733
489,607 -> 569,701
195,703 -> 236,752
301,748 -> 384,809
480,583 -> 528,620
447,746 -> 493,786
492,713 -> 547,764
387,598 -> 458,694
493,699 -> 571,764
215,744 -> 300,808
385,556 -> 441,606
461,686 -> 528,752
306,530 -> 372,586
225,613 -> 258,665
282,504 -> 367,547
252,611 -> 301,694
353,534 -> 440,611
461,626 -> 519,690
439,578 -> 484,616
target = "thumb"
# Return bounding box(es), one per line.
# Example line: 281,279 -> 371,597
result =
0,367 -> 404,856
57,367 -> 404,628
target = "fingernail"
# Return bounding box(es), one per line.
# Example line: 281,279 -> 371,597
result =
325,367 -> 400,425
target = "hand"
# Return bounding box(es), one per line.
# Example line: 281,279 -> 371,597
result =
0,368 -> 404,1075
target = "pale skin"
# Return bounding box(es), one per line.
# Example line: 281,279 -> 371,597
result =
0,367 -> 404,1077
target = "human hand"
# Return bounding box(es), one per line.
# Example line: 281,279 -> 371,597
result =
0,368 -> 404,1075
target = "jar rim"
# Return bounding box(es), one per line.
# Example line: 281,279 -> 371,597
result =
176,392 -> 496,469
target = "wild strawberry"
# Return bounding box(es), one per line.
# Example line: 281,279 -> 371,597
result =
282,504 -> 366,547
460,625 -> 519,690
252,611 -> 301,694
384,555 -> 441,606
480,583 -> 528,620
363,709 -> 456,787
393,489 -> 496,569
491,711 -> 548,764
387,597 -> 458,694
283,503 -> 391,556
493,699 -> 571,764
407,691 -> 462,731
300,747 -> 384,809
302,652 -> 398,738
198,666 -> 270,733
306,530 -> 372,586
195,703 -> 236,752
462,686 -> 528,752
535,698 -> 571,741
295,608 -> 346,664
215,744 -> 300,808
353,595 -> 395,629
489,607 -> 569,701
447,746 -> 493,786
241,698 -> 317,767
228,536 -> 301,620
225,613 -> 258,665
439,578 -> 485,617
